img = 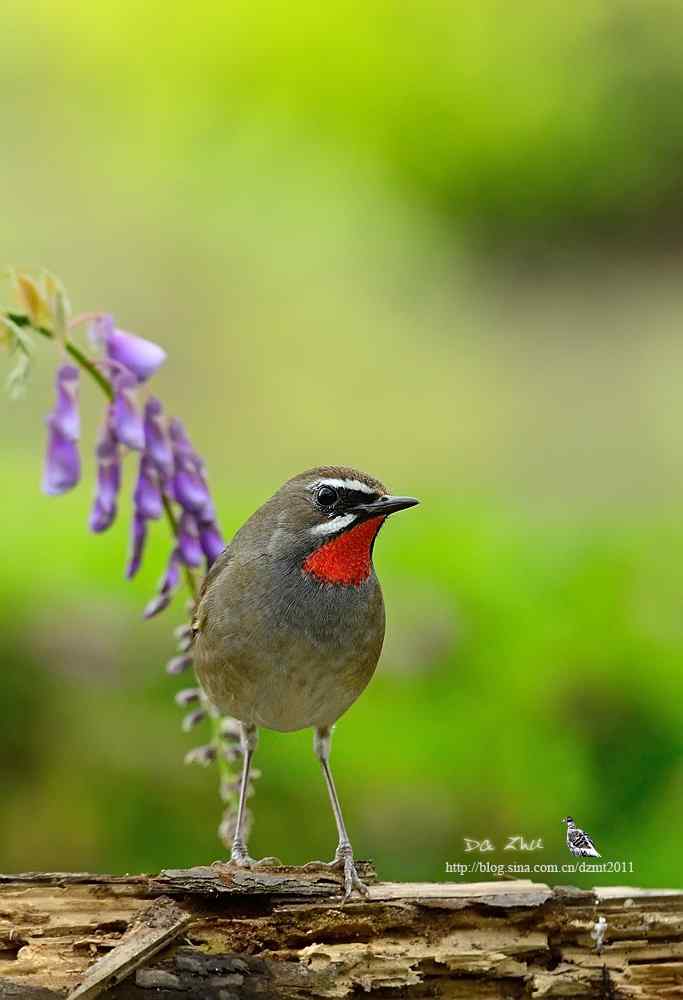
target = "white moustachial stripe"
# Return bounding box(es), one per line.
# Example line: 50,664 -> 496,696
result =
309,478 -> 376,495
310,512 -> 358,536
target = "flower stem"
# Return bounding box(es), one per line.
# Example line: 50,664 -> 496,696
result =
7,312 -> 114,400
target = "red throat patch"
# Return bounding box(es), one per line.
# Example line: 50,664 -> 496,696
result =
303,516 -> 386,586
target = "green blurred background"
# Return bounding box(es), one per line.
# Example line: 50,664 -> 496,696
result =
2,0 -> 682,888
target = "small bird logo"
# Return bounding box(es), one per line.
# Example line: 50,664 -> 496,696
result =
562,816 -> 601,857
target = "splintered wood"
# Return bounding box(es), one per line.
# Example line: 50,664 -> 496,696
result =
0,867 -> 681,998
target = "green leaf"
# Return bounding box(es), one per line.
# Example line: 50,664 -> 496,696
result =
5,349 -> 31,398
1,313 -> 34,398
43,271 -> 70,341
0,314 -> 34,354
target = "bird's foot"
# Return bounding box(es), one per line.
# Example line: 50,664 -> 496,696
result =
304,844 -> 369,902
229,854 -> 285,869
228,842 -> 256,867
335,843 -> 370,902
227,844 -> 283,869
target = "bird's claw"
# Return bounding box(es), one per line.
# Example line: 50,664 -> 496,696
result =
251,855 -> 283,868
304,846 -> 369,901
229,848 -> 256,868
229,853 -> 283,869
231,847 -> 368,900
229,842 -> 283,868
340,853 -> 370,901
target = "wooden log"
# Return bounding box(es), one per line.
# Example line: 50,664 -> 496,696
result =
0,866 -> 681,998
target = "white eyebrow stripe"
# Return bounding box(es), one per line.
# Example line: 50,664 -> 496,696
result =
309,478 -> 376,494
310,512 -> 358,536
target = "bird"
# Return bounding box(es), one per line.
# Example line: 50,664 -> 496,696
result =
192,466 -> 419,899
562,816 -> 601,858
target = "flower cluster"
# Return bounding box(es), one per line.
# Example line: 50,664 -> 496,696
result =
3,270 -> 246,850
41,313 -> 224,616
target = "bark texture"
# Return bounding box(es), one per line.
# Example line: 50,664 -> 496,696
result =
0,865 -> 681,999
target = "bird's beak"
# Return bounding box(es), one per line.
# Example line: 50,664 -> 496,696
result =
353,494 -> 420,517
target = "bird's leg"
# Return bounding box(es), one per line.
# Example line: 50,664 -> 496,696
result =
228,723 -> 282,868
307,726 -> 370,901
230,723 -> 258,866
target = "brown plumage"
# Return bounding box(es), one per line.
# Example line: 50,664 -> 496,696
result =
193,466 -> 419,899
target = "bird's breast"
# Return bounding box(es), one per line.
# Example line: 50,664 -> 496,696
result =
194,559 -> 385,732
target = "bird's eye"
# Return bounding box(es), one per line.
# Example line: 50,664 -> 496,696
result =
316,485 -> 338,508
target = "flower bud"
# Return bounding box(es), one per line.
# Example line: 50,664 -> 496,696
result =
177,512 -> 203,568
145,548 -> 182,619
182,708 -> 207,732
184,744 -> 217,767
143,397 -> 174,478
174,687 -> 201,707
165,653 -> 193,675
89,419 -> 121,533
92,315 -> 166,383
219,717 -> 242,741
42,365 -> 81,496
110,373 -> 145,451
133,455 -> 163,520
198,518 -> 225,565
126,513 -> 148,579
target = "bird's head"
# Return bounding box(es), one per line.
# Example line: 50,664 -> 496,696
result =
258,466 -> 419,585
561,816 -> 574,825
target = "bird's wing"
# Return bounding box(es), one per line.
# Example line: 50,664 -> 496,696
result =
191,542 -> 233,638
569,827 -> 601,857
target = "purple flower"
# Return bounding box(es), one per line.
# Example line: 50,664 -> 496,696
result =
89,419 -> 121,532
126,513 -> 148,579
170,419 -> 211,514
178,512 -> 203,567
126,456 -> 163,578
167,418 -> 224,566
109,368 -> 145,451
168,417 -> 194,457
144,547 -> 182,618
173,467 -> 212,512
134,456 -> 163,520
50,364 -> 80,439
42,365 -> 81,495
143,398 -> 173,478
43,426 -> 81,495
37,309 -> 224,626
92,315 -> 166,383
198,517 -> 225,565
